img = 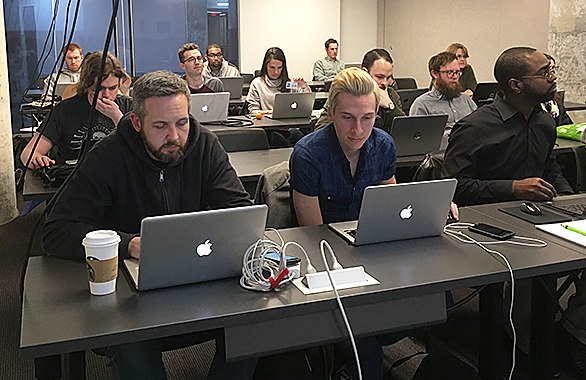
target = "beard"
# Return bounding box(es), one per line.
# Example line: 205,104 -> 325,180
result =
435,78 -> 463,99
140,129 -> 187,163
525,83 -> 557,104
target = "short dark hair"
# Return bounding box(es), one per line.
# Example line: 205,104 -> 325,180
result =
361,48 -> 393,71
132,70 -> 191,123
178,43 -> 200,63
76,51 -> 125,95
494,47 -> 537,91
325,38 -> 338,49
259,47 -> 289,92
428,52 -> 457,75
206,44 -> 221,55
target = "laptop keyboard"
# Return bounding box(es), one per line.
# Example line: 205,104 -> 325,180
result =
544,203 -> 586,218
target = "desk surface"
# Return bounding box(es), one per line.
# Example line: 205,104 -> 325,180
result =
20,208 -> 511,359
565,101 -> 586,111
23,148 -> 294,201
21,206 -> 586,363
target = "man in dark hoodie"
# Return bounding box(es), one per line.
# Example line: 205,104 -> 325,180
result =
42,70 -> 254,380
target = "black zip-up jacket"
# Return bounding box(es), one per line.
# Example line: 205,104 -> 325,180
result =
42,114 -> 252,261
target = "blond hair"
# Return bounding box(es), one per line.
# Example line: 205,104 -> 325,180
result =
328,68 -> 379,114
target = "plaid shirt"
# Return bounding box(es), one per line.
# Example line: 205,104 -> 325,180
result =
290,123 -> 396,223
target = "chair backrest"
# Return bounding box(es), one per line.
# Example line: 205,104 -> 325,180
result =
254,161 -> 296,228
395,77 -> 418,90
254,69 -> 261,78
213,128 -> 269,152
242,73 -> 254,84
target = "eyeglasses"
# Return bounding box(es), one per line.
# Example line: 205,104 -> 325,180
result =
184,56 -> 204,64
207,53 -> 223,58
522,67 -> 556,80
438,70 -> 462,78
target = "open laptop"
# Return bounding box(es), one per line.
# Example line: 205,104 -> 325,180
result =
329,179 -> 457,245
472,82 -> 501,106
190,92 -> 230,123
389,114 -> 448,157
266,92 -> 316,119
397,88 -> 427,113
344,63 -> 361,69
123,204 -> 268,290
219,77 -> 244,99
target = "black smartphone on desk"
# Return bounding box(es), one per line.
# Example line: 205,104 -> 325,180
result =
468,223 -> 515,240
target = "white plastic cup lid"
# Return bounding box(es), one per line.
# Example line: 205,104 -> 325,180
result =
82,230 -> 121,247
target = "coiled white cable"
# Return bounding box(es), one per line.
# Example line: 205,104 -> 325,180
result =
240,229 -> 312,291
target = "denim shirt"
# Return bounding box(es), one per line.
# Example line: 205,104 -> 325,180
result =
290,123 -> 396,223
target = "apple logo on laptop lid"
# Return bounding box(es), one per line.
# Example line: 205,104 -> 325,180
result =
290,102 -> 298,109
202,104 -> 209,112
196,239 -> 212,256
400,205 -> 413,220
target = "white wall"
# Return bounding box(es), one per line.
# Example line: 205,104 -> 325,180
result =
239,0 -> 341,80
239,0 -> 379,80
382,0 -> 550,88
340,0 -> 379,64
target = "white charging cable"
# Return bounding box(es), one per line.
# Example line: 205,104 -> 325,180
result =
320,240 -> 362,380
443,223 -> 548,380
240,229 -> 313,291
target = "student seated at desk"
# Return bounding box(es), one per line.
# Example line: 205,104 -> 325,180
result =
21,52 -> 132,170
290,68 -> 459,379
178,43 -> 224,94
314,48 -> 404,133
312,38 -> 345,81
42,70 -> 255,380
430,43 -> 478,98
43,43 -> 83,97
246,46 -> 311,115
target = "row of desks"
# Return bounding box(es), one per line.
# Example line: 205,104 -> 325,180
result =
24,137 -> 585,202
20,195 -> 586,380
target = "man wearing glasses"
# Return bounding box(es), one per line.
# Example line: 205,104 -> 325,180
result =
178,43 -> 224,93
203,44 -> 240,78
442,47 -> 572,206
410,51 -> 477,149
21,52 -> 132,169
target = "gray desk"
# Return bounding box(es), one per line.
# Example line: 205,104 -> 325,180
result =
565,101 -> 586,111
21,207 -> 585,380
228,93 -> 328,110
203,116 -> 315,131
22,149 -> 294,202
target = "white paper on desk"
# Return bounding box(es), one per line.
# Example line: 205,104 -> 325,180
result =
536,220 -> 586,248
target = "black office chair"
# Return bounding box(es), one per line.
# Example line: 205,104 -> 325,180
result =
213,128 -> 269,152
254,69 -> 261,78
394,77 -> 418,90
242,73 -> 254,84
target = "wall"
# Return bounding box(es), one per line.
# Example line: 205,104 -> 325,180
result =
340,0 -> 379,64
382,0 -> 550,88
239,0 -> 341,80
549,0 -> 586,107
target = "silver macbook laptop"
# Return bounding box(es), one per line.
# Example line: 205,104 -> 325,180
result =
124,204 -> 268,290
190,92 -> 230,123
344,62 -> 361,69
44,82 -> 75,97
390,115 -> 448,157
329,179 -> 457,245
267,92 -> 316,119
219,77 -> 244,99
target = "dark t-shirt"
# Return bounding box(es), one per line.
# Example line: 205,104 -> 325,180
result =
41,94 -> 133,164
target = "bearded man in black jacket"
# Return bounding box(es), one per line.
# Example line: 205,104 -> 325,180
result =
42,70 -> 254,380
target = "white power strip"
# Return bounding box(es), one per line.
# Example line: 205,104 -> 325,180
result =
302,266 -> 367,290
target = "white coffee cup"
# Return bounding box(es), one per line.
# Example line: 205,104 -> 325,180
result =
82,230 -> 120,295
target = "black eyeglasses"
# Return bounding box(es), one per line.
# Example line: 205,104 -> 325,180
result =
207,53 -> 223,58
438,70 -> 462,78
184,56 -> 204,64
522,67 -> 556,80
